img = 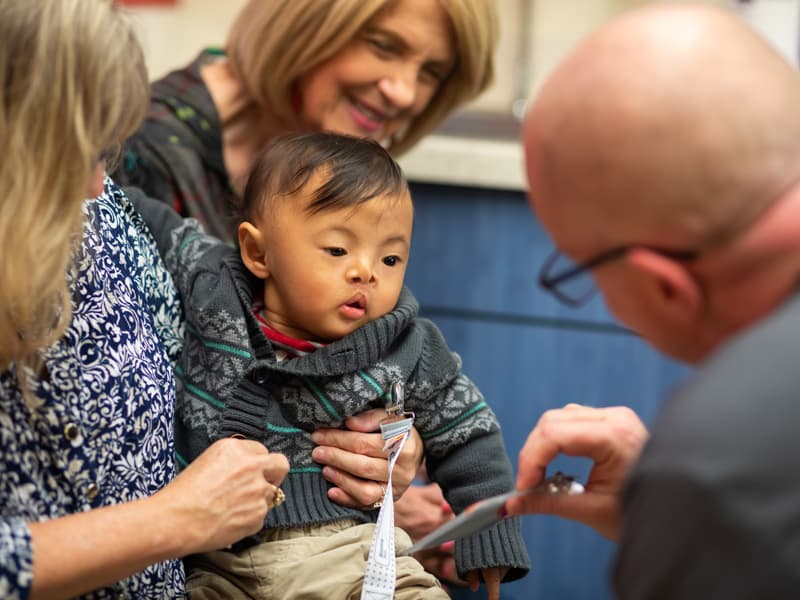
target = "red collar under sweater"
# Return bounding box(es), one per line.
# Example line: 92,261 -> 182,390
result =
253,304 -> 325,361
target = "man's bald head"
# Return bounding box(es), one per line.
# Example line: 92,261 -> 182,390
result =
525,3 -> 800,257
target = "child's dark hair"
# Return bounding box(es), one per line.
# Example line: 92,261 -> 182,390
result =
240,132 -> 410,221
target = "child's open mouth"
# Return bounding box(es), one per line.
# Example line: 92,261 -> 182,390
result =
339,293 -> 367,320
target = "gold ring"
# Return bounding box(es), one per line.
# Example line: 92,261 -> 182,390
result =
371,484 -> 387,509
267,484 -> 286,509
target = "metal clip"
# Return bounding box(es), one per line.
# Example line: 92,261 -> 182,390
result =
385,380 -> 405,417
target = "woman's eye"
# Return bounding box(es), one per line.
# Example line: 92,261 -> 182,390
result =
420,67 -> 445,86
383,256 -> 400,267
368,37 -> 394,54
326,247 -> 346,257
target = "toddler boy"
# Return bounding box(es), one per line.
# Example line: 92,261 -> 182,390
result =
130,132 -> 529,598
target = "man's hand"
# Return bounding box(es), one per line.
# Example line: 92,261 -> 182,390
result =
506,404 -> 648,541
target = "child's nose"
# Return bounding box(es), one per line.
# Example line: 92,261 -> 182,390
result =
347,257 -> 375,284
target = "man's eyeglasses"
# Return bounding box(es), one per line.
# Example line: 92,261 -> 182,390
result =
538,245 -> 698,307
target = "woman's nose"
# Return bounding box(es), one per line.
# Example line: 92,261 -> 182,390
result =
377,65 -> 417,110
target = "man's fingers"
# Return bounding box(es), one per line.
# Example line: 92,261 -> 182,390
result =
516,405 -> 646,489
515,405 -> 604,475
511,405 -> 644,541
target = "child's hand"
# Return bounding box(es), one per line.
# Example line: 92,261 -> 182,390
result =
466,567 -> 508,600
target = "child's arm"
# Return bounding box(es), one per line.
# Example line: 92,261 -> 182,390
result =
423,412 -> 529,583
407,319 -> 531,584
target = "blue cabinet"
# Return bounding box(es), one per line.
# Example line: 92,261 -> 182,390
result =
405,182 -> 690,599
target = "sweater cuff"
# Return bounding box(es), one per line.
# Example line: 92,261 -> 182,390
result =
454,516 -> 530,582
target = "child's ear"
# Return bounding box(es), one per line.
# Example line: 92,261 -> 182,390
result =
239,221 -> 269,279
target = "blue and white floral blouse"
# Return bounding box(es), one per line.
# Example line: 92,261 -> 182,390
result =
0,179 -> 185,599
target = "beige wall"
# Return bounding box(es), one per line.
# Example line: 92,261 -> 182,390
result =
123,0 -> 248,80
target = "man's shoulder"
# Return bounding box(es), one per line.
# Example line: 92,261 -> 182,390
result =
636,290 -> 800,493
620,294 -> 800,599
665,290 -> 800,428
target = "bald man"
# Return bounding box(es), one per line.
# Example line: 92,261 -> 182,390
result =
506,4 -> 800,598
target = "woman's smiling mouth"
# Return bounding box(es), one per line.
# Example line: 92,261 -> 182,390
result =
348,98 -> 387,133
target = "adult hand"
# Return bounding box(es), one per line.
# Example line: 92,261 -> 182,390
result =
157,437 -> 289,553
505,404 -> 648,541
310,408 -> 423,508
395,482 -> 468,587
395,481 -> 453,541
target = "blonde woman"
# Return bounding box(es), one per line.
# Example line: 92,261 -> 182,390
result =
112,0 -> 498,242
0,1 -> 290,597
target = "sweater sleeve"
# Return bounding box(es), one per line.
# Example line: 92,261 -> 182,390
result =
428,418 -> 530,583
408,319 -> 530,582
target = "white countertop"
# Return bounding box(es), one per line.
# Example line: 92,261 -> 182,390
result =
397,134 -> 526,192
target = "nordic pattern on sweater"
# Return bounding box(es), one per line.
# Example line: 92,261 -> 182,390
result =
129,188 -> 530,581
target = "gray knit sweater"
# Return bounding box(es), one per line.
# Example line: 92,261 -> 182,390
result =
128,188 -> 530,580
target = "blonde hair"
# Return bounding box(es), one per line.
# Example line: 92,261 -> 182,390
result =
0,0 -> 148,375
226,0 -> 498,155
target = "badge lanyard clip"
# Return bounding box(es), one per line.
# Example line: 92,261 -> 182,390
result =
360,381 -> 415,600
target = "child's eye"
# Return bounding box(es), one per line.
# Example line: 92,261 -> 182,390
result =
326,247 -> 346,257
383,256 -> 401,267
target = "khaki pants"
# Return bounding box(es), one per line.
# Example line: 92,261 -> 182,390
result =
185,519 -> 449,599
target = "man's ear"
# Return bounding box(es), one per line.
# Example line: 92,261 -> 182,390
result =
239,221 -> 269,279
626,248 -> 703,325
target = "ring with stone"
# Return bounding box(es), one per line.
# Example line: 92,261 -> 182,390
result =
372,483 -> 387,509
267,483 -> 286,509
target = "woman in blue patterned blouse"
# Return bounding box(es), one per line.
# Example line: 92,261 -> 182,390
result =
0,1 -> 293,598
